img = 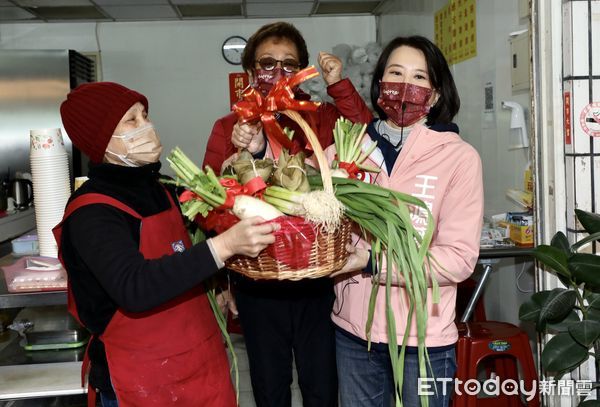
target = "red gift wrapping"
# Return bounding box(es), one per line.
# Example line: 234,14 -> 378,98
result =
265,216 -> 316,269
197,212 -> 317,270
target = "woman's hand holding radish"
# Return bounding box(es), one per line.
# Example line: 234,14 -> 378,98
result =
232,121 -> 265,153
210,217 -> 279,261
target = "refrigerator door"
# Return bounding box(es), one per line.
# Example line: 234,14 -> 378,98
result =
0,50 -> 73,179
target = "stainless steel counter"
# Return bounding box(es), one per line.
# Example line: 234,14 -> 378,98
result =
0,253 -> 83,400
0,361 -> 84,400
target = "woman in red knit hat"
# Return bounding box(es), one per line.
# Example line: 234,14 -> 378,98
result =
54,81 -> 278,407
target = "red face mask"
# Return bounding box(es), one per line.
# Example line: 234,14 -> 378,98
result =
377,81 -> 434,127
253,68 -> 292,97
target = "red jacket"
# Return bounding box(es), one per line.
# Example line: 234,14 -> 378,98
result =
203,79 -> 373,173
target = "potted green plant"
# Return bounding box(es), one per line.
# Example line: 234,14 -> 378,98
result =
519,209 -> 600,406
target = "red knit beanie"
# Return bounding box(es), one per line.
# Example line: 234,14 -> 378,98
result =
60,82 -> 149,164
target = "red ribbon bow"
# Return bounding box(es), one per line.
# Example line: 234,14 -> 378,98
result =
339,161 -> 366,180
232,66 -> 321,158
218,177 -> 266,209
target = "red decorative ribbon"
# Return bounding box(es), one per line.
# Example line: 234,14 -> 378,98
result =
218,177 -> 267,209
179,190 -> 199,203
339,161 -> 365,180
233,66 -> 321,158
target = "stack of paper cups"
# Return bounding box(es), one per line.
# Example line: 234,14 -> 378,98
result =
30,128 -> 71,258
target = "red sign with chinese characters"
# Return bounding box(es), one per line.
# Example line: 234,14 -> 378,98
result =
229,72 -> 249,110
564,91 -> 571,145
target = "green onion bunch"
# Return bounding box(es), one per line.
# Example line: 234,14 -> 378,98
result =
165,147 -> 226,220
310,175 -> 439,407
333,117 -> 380,173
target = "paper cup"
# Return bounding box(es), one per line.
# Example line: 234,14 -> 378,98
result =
30,128 -> 66,157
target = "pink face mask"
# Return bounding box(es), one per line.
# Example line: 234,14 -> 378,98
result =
377,81 -> 434,127
253,68 -> 293,97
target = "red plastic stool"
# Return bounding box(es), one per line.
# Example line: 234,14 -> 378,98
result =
454,321 -> 539,407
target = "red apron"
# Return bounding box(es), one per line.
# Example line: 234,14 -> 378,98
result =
53,192 -> 236,407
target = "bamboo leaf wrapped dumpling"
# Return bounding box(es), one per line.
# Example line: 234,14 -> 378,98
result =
231,149 -> 274,185
272,150 -> 310,193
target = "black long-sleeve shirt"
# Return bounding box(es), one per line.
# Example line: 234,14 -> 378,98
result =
60,161 -> 220,394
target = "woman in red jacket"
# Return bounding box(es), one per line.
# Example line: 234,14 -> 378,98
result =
203,22 -> 372,407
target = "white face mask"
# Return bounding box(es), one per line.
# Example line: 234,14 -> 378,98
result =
105,123 -> 163,167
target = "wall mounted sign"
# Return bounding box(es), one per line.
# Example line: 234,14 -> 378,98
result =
579,102 -> 600,137
564,92 -> 571,144
228,72 -> 249,109
434,0 -> 477,65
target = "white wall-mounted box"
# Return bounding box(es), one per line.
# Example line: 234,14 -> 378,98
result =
519,0 -> 530,19
510,31 -> 530,92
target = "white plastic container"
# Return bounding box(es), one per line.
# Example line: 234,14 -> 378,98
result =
11,233 -> 39,256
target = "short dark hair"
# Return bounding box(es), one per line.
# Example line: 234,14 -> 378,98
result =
241,22 -> 309,72
370,36 -> 460,125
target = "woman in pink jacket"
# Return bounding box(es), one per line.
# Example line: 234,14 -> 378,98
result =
333,36 -> 484,407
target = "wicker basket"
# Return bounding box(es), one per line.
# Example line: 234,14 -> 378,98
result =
226,218 -> 352,280
227,109 -> 351,280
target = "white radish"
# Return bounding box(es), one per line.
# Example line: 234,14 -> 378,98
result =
330,168 -> 350,178
232,195 -> 284,221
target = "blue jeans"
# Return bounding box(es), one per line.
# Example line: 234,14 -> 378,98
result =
336,330 -> 456,407
100,392 -> 119,407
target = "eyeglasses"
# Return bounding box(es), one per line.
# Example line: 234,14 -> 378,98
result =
256,57 -> 300,73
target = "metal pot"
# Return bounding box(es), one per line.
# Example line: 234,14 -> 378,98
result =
10,178 -> 33,208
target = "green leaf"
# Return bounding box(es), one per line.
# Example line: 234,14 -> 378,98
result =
538,289 -> 577,326
519,299 -> 541,324
547,310 -> 580,333
531,289 -> 555,305
588,306 -> 600,322
541,332 -> 589,373
557,273 -> 573,288
576,209 -> 600,235
533,245 -> 571,279
572,231 -> 600,252
551,231 -> 571,254
586,292 -> 600,309
527,290 -> 556,331
569,253 -> 600,286
568,320 -> 600,347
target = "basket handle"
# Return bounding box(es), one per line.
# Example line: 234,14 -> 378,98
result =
281,110 -> 333,194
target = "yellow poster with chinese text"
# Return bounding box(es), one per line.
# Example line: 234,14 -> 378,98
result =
434,0 -> 477,65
